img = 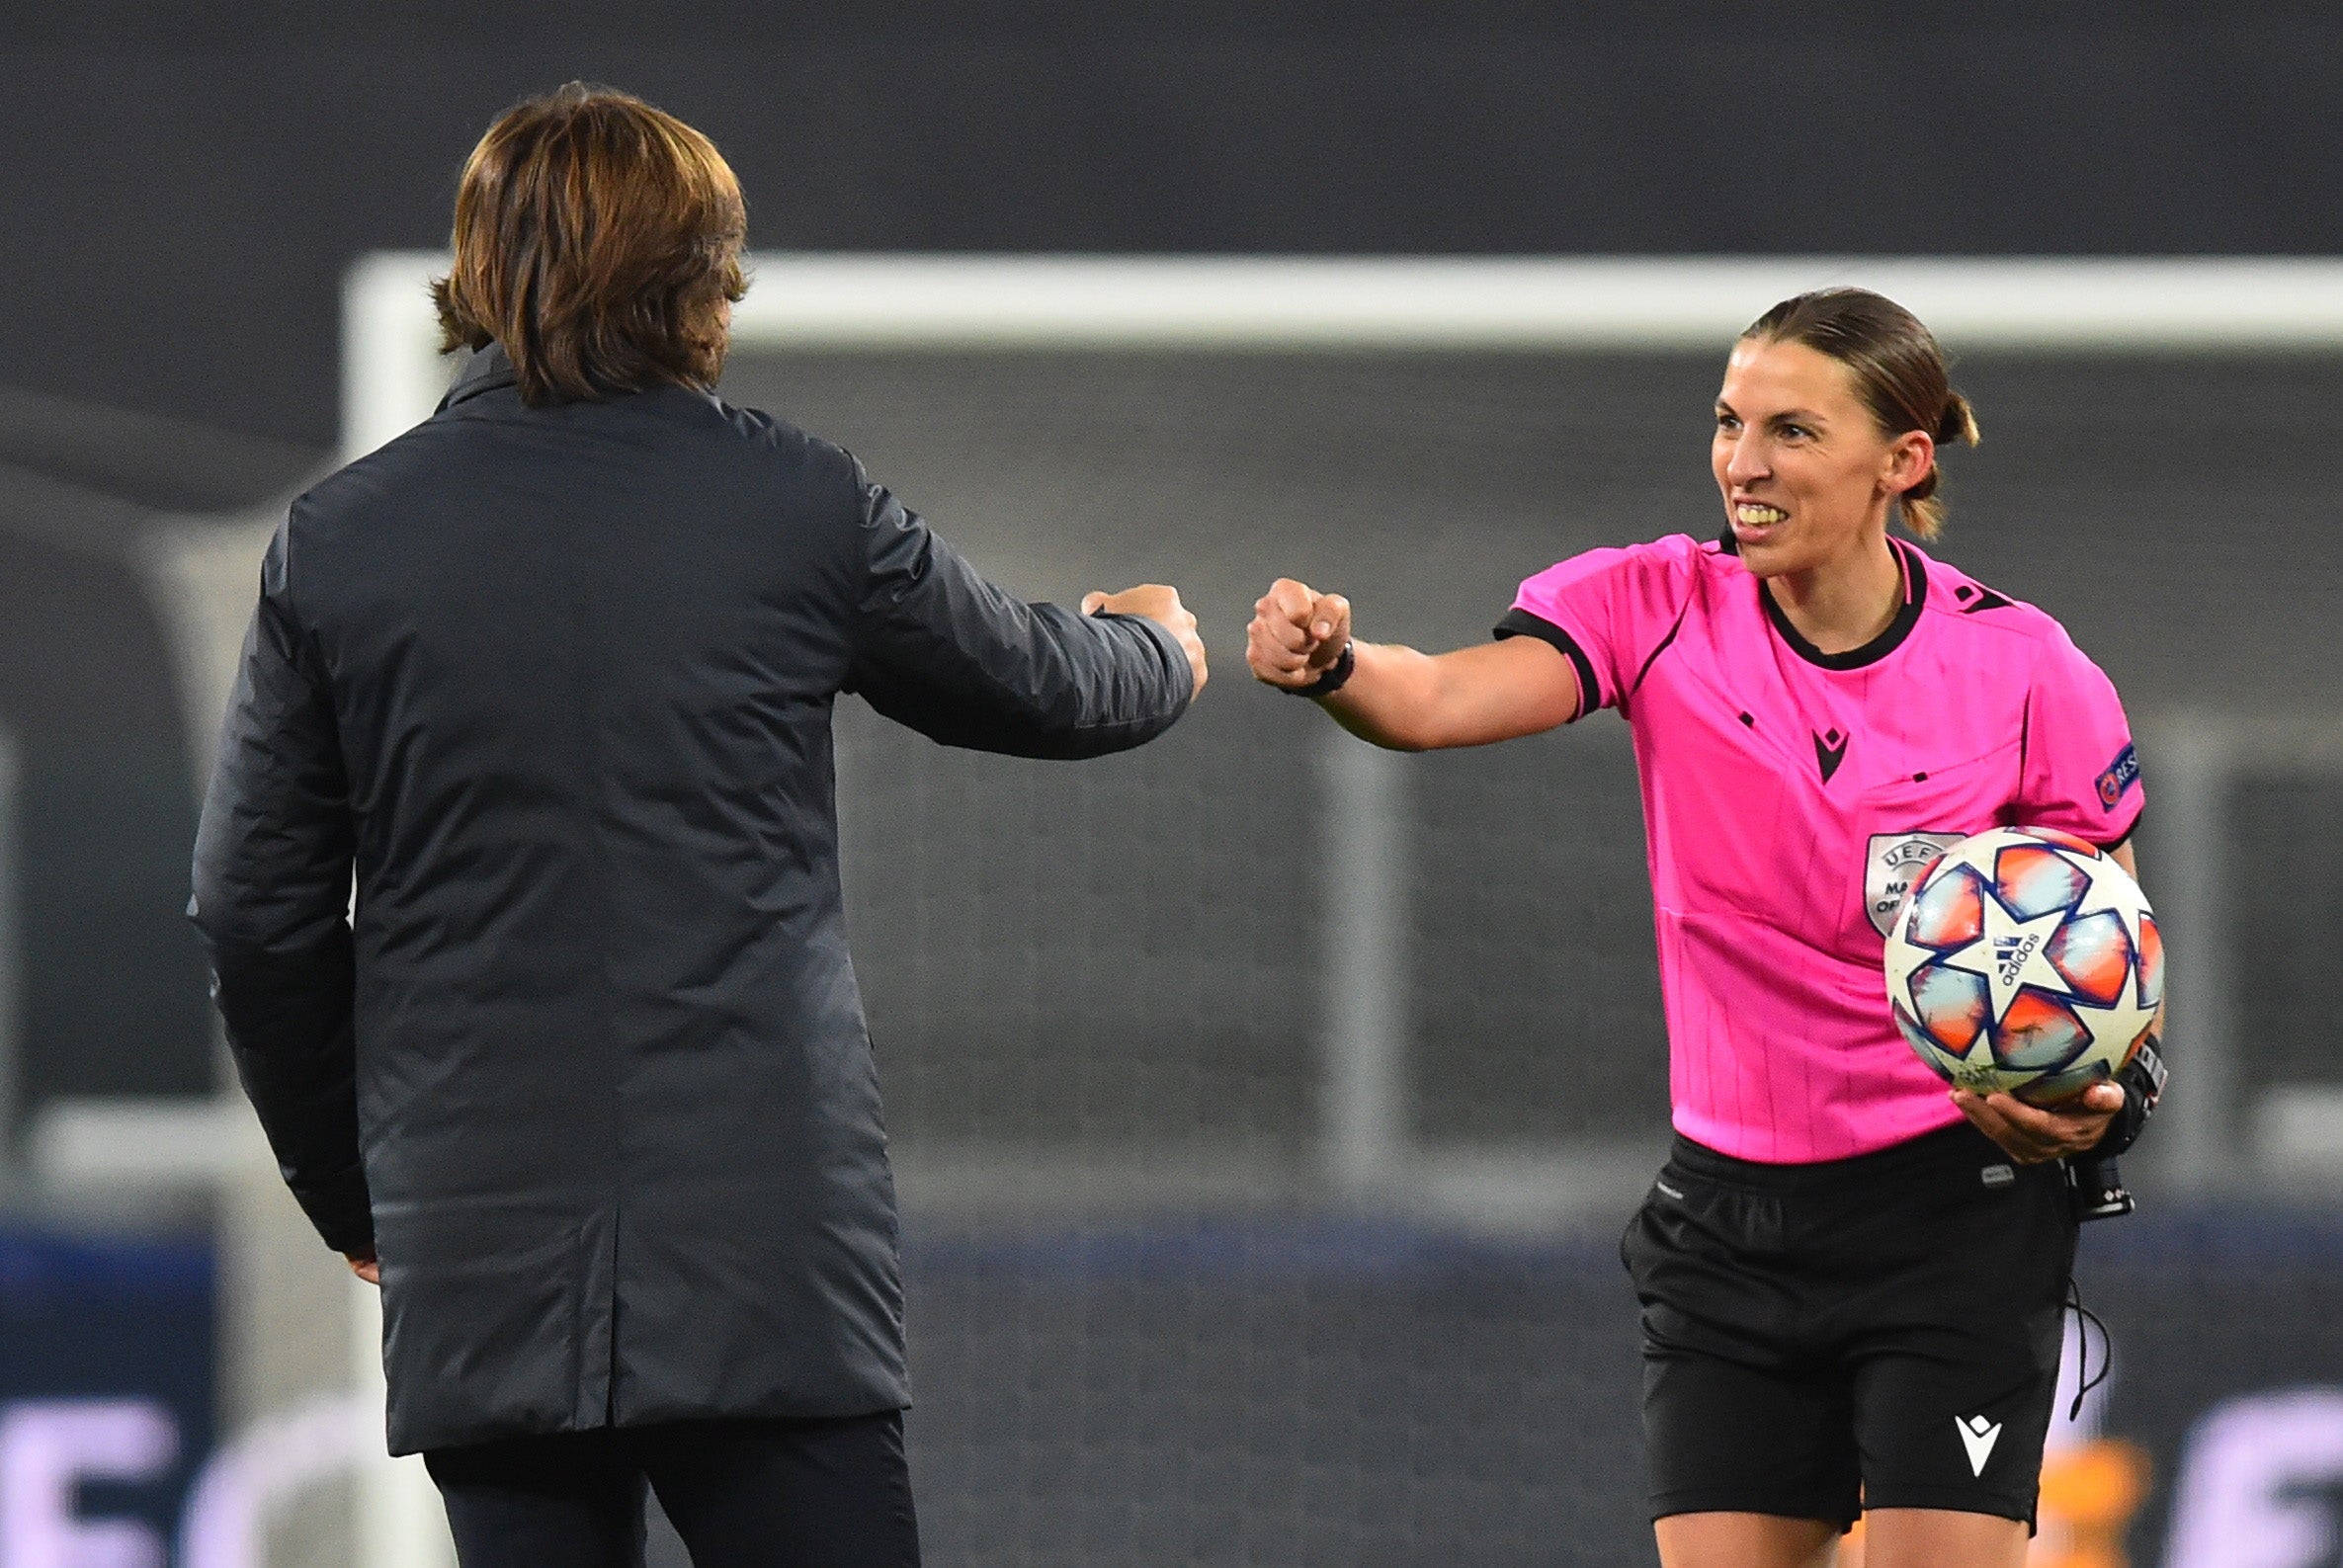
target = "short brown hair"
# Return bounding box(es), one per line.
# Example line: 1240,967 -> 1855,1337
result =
432,84 -> 747,406
1742,289 -> 1981,539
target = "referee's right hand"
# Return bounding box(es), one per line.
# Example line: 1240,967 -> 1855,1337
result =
1247,578 -> 1352,690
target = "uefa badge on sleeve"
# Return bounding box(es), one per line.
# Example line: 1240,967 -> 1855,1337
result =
2095,742 -> 2140,812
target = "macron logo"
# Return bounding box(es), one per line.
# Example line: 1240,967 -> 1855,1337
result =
1957,1414 -> 2003,1476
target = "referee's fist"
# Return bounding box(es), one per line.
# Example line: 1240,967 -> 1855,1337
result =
1247,578 -> 1351,690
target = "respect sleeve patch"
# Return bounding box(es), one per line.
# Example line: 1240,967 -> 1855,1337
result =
2096,741 -> 2141,811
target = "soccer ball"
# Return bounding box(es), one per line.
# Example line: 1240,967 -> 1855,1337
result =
1883,826 -> 2163,1106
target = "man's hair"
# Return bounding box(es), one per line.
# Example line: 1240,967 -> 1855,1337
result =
432,84 -> 747,406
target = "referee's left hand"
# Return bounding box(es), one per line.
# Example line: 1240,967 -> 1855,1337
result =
1951,1081 -> 2124,1164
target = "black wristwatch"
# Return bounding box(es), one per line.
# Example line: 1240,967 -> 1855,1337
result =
1284,640 -> 1356,698
2066,1035 -> 2168,1222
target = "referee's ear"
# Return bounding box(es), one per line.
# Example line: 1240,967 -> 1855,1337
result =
1883,430 -> 1935,505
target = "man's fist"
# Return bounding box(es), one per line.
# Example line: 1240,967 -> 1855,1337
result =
1082,584 -> 1208,696
1246,578 -> 1352,691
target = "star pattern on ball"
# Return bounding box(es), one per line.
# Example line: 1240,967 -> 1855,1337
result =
1936,887 -> 2075,1023
2068,851 -> 2141,948
1885,829 -> 2157,1103
2055,978 -> 2123,1060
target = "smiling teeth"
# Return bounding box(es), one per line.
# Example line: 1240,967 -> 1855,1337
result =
1737,503 -> 1787,525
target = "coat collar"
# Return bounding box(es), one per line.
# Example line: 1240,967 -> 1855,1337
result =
433,341 -> 727,414
438,341 -> 519,411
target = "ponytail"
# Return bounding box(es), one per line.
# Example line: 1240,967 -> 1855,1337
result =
1900,389 -> 1982,540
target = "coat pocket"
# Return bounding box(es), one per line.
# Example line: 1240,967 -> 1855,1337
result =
377,1210 -> 604,1453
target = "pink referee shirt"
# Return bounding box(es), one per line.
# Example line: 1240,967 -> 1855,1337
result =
1502,533 -> 2144,1164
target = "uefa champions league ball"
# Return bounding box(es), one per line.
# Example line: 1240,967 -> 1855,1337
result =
1883,825 -> 2163,1107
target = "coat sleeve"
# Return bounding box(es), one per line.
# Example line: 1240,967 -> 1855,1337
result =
842,462 -> 1194,758
189,524 -> 373,1257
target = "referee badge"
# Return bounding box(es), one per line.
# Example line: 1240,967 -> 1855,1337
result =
1866,831 -> 1966,937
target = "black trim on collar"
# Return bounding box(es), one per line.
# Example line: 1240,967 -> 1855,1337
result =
1758,540 -> 1928,672
1715,525 -> 1739,556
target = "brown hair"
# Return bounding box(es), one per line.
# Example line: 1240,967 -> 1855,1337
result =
1741,288 -> 1980,539
432,84 -> 747,406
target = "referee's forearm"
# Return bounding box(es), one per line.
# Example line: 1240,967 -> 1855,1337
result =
1313,636 -> 1580,751
1314,641 -> 1448,751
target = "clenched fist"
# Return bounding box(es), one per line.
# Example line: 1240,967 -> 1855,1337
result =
1247,578 -> 1352,691
1082,584 -> 1209,696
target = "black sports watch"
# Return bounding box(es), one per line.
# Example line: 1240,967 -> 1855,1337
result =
2066,1035 -> 2168,1222
1283,639 -> 1356,698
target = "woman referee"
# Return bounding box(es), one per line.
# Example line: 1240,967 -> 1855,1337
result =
1245,289 -> 2161,1568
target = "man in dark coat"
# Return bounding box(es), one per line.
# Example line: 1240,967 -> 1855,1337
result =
189,85 -> 1204,1568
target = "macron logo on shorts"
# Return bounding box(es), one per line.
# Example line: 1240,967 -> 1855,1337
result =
1956,1414 -> 2003,1476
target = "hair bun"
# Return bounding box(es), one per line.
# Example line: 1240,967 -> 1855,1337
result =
1937,391 -> 1981,448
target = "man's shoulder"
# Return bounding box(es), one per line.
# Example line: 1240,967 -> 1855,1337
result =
307,396 -> 863,507
710,402 -> 869,499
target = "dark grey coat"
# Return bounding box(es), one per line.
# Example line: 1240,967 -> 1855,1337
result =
190,346 -> 1193,1454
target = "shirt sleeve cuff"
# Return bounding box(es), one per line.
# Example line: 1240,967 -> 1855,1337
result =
1493,608 -> 1601,716
293,1164 -> 377,1258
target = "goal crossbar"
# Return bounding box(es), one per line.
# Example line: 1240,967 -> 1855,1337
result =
346,252 -> 2343,460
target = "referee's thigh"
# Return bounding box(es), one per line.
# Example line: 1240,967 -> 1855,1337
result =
637,1411 -> 921,1568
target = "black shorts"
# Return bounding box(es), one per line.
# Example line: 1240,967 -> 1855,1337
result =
1620,1121 -> 2077,1529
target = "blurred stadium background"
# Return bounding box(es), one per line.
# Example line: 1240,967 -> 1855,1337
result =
5,9 -> 2343,1567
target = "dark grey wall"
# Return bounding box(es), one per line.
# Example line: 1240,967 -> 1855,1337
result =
3,2 -> 2339,448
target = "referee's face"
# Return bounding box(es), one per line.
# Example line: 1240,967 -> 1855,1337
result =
1712,339 -> 1907,581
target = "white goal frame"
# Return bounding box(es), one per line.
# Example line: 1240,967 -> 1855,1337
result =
348,252 -> 2343,461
